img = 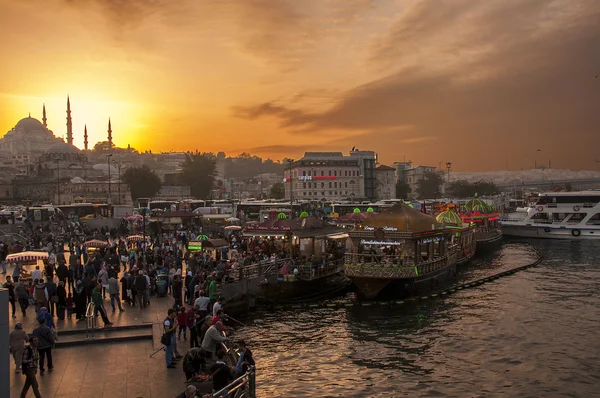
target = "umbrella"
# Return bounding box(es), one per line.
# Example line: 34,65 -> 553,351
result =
6,251 -> 49,263
126,235 -> 149,242
226,217 -> 240,223
194,234 -> 209,241
125,215 -> 143,221
224,225 -> 242,230
83,239 -> 110,248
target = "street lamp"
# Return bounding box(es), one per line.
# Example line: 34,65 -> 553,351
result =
445,162 -> 452,182
106,154 -> 113,204
287,159 -> 294,219
112,160 -> 131,205
54,158 -> 60,205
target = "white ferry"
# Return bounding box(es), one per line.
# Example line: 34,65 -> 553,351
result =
500,191 -> 600,240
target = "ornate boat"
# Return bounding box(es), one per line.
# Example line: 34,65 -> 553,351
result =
344,204 -> 458,299
436,210 -> 476,265
460,198 -> 502,251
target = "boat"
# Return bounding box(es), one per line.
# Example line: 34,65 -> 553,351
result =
435,210 -> 476,264
460,198 -> 502,250
344,204 -> 458,299
500,191 -> 600,240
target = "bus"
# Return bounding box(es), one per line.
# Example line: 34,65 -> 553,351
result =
237,201 -> 291,221
56,203 -> 112,221
26,206 -> 57,222
148,200 -> 178,212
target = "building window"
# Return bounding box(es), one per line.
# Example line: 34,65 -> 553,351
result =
321,171 -> 324,176
303,183 -> 306,189
329,182 -> 332,188
345,182 -> 348,188
321,183 -> 324,188
303,170 -> 306,176
335,191 -> 338,195
329,191 -> 332,195
334,170 -> 337,177
322,192 -> 325,195
328,170 -> 331,176
314,192 -> 317,196
334,182 -> 337,188
308,192 -> 311,196
303,192 -> 306,196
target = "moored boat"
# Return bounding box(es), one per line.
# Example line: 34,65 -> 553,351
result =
500,191 -> 600,240
436,209 -> 476,264
344,204 -> 458,300
460,198 -> 502,250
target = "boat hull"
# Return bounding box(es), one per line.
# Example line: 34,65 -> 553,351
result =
258,272 -> 350,304
501,224 -> 600,240
345,254 -> 458,300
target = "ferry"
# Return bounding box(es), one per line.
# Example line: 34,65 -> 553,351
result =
500,191 -> 600,240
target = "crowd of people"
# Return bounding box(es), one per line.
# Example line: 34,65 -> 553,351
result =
3,222 -> 265,397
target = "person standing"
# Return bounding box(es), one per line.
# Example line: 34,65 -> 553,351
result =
208,276 -> 218,313
134,270 -> 148,310
45,277 -> 58,317
210,349 -> 234,395
33,279 -> 48,314
21,336 -> 42,398
172,274 -> 183,309
108,274 -> 124,312
98,264 -> 109,299
9,323 -> 28,373
164,308 -> 178,369
56,281 -> 67,321
15,281 -> 29,316
4,275 -> 16,318
32,317 -> 55,375
92,283 -> 113,327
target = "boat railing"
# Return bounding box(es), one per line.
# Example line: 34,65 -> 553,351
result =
344,255 -> 450,278
344,253 -> 416,267
85,302 -> 96,340
295,259 -> 344,281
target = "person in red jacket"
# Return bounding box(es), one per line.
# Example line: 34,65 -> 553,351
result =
177,306 -> 188,341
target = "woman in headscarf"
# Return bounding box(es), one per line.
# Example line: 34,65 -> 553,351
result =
74,279 -> 87,320
9,323 -> 28,373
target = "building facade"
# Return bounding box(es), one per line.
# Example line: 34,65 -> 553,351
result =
375,165 -> 397,200
283,150 -> 377,201
405,165 -> 437,197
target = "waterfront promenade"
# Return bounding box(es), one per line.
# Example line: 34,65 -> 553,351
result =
8,289 -> 188,398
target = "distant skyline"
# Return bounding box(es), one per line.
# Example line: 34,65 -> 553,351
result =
1,0 -> 599,171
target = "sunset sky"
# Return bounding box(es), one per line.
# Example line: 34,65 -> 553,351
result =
1,0 -> 599,171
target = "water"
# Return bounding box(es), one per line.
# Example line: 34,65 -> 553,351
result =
235,241 -> 600,397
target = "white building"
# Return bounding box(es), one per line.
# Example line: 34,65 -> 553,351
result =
283,150 -> 377,201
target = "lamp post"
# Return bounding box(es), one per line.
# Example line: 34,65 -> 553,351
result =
445,162 -> 452,182
55,158 -> 60,205
106,154 -> 113,204
534,149 -> 541,169
287,159 -> 294,219
112,160 -> 131,205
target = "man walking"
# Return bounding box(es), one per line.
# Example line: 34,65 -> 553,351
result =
164,308 -> 178,369
92,283 -> 113,327
134,270 -> 148,310
4,275 -> 16,318
21,336 -> 42,398
108,274 -> 124,312
32,317 -> 55,375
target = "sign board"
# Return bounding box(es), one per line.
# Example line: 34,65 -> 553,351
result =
187,241 -> 203,251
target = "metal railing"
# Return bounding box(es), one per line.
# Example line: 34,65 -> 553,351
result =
295,259 -> 345,281
85,302 -> 96,340
344,252 -> 416,267
212,366 -> 256,398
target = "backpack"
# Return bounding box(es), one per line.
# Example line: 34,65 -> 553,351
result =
135,275 -> 147,291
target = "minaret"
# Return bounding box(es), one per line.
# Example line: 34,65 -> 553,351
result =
42,104 -> 47,127
84,125 -> 89,150
107,118 -> 113,147
66,96 -> 73,145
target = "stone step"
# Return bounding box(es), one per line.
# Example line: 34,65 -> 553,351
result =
58,322 -> 153,336
55,326 -> 153,347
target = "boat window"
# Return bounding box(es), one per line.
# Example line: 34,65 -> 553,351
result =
537,196 -> 600,205
568,213 -> 586,224
586,213 -> 600,225
531,213 -> 551,223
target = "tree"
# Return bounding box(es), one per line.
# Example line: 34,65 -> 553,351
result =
270,182 -> 285,199
179,152 -> 217,199
122,165 -> 162,201
395,181 -> 411,199
416,171 -> 443,199
92,141 -> 115,152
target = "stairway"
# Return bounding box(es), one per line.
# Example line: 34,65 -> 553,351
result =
55,323 -> 154,347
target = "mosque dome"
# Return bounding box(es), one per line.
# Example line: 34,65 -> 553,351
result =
362,204 -> 440,233
15,117 -> 45,133
45,142 -> 82,155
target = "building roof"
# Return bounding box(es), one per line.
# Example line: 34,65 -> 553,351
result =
15,117 -> 45,132
376,164 -> 395,171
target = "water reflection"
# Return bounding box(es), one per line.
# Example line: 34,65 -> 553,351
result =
234,242 -> 600,397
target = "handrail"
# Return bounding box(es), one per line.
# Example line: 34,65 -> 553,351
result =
212,365 -> 256,398
85,302 -> 96,339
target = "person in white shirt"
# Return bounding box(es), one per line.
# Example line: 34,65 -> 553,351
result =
31,266 -> 42,282
212,297 -> 224,317
194,291 -> 210,317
